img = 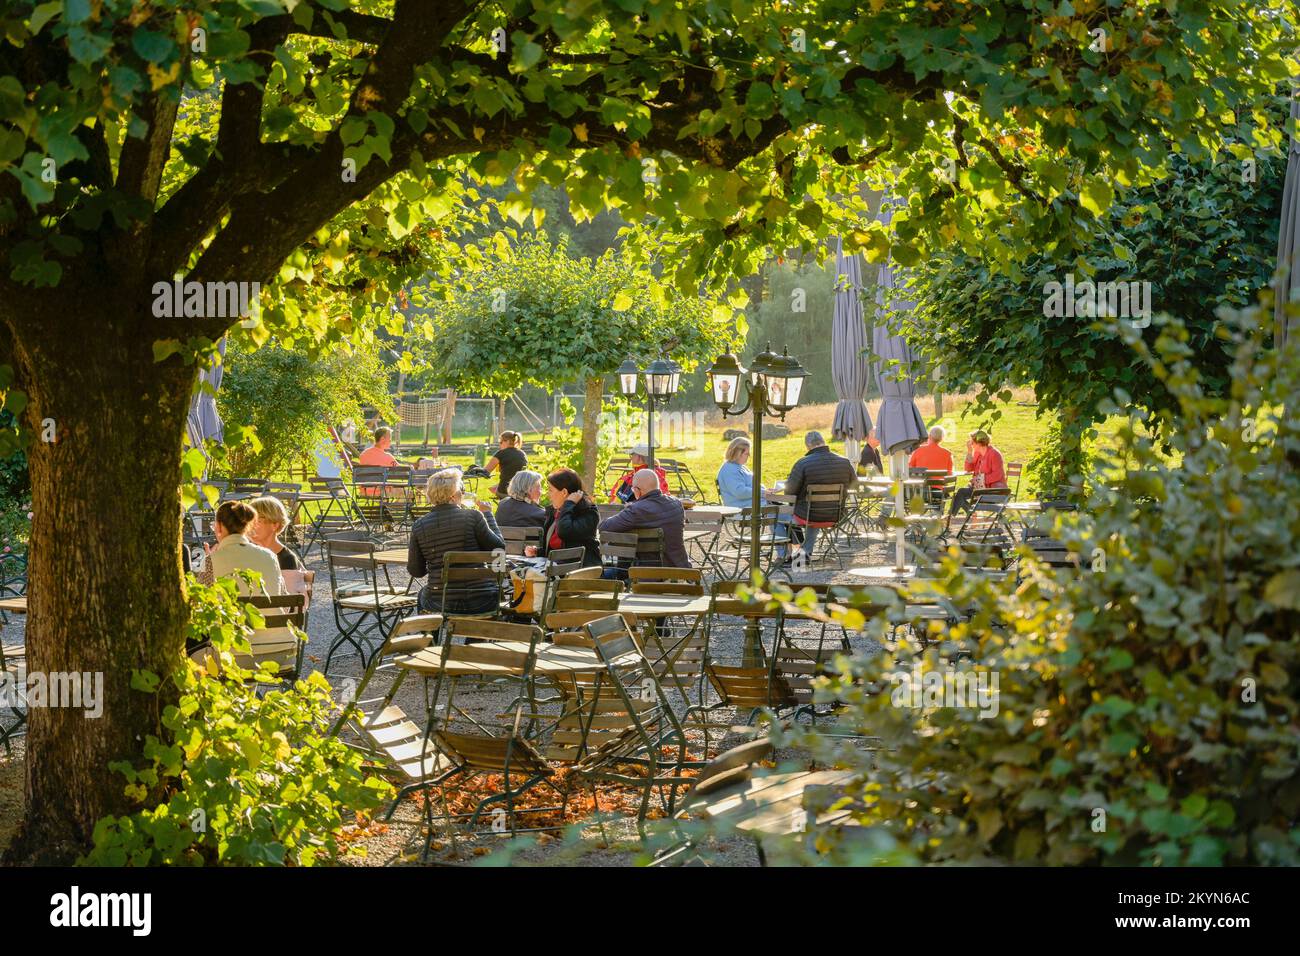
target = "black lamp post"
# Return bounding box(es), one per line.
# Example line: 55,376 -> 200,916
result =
616,356 -> 681,468
706,343 -> 808,664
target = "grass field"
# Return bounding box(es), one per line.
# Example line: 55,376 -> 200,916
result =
420,388 -> 1071,495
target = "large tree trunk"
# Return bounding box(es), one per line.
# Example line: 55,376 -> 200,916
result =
581,376 -> 603,494
2,285 -> 193,864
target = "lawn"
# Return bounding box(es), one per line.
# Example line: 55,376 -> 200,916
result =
421,389 -> 1070,495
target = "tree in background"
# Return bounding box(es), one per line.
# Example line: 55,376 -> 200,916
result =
412,234 -> 735,491
0,0 -> 1287,859
898,100 -> 1288,491
217,342 -> 393,476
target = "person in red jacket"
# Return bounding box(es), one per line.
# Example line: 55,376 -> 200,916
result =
949,430 -> 1007,515
608,444 -> 670,502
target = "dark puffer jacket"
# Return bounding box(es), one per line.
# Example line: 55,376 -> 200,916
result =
407,504 -> 505,608
785,445 -> 856,521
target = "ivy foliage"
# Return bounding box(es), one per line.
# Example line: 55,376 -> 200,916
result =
83,578 -> 392,866
769,306 -> 1300,865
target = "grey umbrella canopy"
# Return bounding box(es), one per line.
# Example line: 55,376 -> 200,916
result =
1276,90 -> 1300,349
872,208 -> 927,456
831,235 -> 873,460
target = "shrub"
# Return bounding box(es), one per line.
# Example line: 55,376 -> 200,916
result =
775,306 -> 1300,865
83,578 -> 392,866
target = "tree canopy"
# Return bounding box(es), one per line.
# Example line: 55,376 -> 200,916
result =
413,233 -> 735,397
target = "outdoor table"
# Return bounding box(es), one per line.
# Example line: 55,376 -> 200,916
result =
686,504 -> 740,520
374,547 -> 409,566
691,768 -> 858,835
0,596 -> 27,614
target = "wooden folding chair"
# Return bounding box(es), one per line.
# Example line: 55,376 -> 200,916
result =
418,631 -> 567,850
324,536 -> 417,672
575,615 -> 706,823
600,527 -> 665,573
437,551 -> 507,627
794,483 -> 851,569
235,593 -> 308,683
0,630 -> 26,753
682,511 -> 726,574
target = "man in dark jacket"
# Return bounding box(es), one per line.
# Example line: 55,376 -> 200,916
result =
784,431 -> 855,562
597,470 -> 690,568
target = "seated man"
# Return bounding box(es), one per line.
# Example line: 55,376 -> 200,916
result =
357,425 -> 398,467
598,469 -> 689,568
785,431 -> 856,563
609,444 -> 670,502
908,425 -> 954,474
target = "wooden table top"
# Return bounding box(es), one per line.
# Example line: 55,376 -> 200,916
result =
686,504 -> 741,518
396,639 -> 622,678
374,548 -> 409,565
0,596 -> 27,613
693,769 -> 858,835
614,593 -> 713,618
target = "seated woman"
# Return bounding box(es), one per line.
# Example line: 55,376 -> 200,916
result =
247,496 -> 304,570
949,430 -> 1008,515
495,470 -> 547,528
527,468 -> 601,567
206,500 -> 286,596
484,430 -> 529,499
407,469 -> 505,614
717,436 -> 764,508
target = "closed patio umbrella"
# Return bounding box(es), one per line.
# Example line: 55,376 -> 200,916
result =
831,236 -> 873,464
1276,90 -> 1300,349
873,206 -> 927,572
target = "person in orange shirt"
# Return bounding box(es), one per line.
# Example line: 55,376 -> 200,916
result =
908,425 -> 954,474
357,426 -> 398,467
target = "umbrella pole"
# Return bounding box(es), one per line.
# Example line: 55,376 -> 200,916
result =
894,450 -> 906,571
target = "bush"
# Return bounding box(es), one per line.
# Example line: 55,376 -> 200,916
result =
776,307 -> 1300,865
83,579 -> 392,866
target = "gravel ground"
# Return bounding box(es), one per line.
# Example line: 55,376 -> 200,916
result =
0,526 -> 901,867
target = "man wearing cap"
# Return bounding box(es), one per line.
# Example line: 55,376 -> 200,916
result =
608,444 -> 670,503
599,469 -> 690,568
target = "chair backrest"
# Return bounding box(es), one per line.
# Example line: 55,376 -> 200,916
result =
448,618 -> 542,645
554,576 -> 624,611
352,465 -> 389,485
310,476 -> 351,498
600,528 -> 665,566
582,615 -> 683,751
500,525 -> 542,556
439,551 -> 504,591
385,613 -> 443,655
629,566 -> 704,596
596,503 -> 623,521
803,483 -> 848,523
230,477 -> 270,495
236,593 -> 307,677
545,546 -> 586,577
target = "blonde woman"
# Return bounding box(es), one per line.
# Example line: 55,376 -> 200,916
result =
717,435 -> 762,508
407,469 -> 504,613
248,495 -> 303,571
